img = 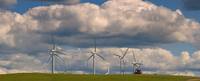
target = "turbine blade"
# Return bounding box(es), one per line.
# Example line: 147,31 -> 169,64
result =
54,54 -> 65,64
55,50 -> 66,55
96,54 -> 105,60
87,55 -> 94,61
53,56 -> 63,71
132,49 -> 137,62
55,54 -> 66,68
54,54 -> 68,71
113,54 -> 121,58
51,34 -> 56,49
122,48 -> 129,59
41,56 -> 52,71
47,56 -> 52,64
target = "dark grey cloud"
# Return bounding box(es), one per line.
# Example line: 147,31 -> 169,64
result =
183,0 -> 200,10
0,0 -> 17,9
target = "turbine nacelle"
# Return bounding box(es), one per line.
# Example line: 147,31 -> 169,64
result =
132,62 -> 143,67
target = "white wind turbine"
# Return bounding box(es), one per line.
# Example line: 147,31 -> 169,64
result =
87,37 -> 105,75
105,62 -> 110,75
47,35 -> 66,74
131,49 -> 143,74
113,48 -> 129,75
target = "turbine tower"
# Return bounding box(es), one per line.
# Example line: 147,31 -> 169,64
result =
105,65 -> 110,75
87,37 -> 105,75
48,35 -> 66,74
113,48 -> 129,75
105,62 -> 110,75
131,49 -> 143,74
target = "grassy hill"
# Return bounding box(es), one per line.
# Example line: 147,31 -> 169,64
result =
0,73 -> 199,81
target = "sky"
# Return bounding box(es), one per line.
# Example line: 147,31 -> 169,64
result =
1,0 -> 200,76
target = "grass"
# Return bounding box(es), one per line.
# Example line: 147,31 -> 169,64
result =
0,73 -> 198,81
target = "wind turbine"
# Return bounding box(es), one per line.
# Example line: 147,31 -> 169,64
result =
131,49 -> 143,74
105,62 -> 110,75
47,35 -> 66,74
87,37 -> 105,75
113,48 -> 129,75
105,65 -> 110,75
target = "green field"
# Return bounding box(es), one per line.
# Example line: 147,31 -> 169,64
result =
0,73 -> 199,81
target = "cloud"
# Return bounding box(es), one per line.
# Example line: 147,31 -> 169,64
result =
183,0 -> 200,10
7,0 -> 198,49
0,53 -> 47,74
0,0 -> 200,52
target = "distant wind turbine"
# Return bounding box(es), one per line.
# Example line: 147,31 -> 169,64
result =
87,37 -> 105,75
113,48 -> 129,75
105,62 -> 110,75
131,49 -> 143,74
47,35 -> 66,74
105,66 -> 110,75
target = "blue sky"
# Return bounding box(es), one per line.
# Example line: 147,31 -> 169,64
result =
147,0 -> 200,21
10,0 -> 106,13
